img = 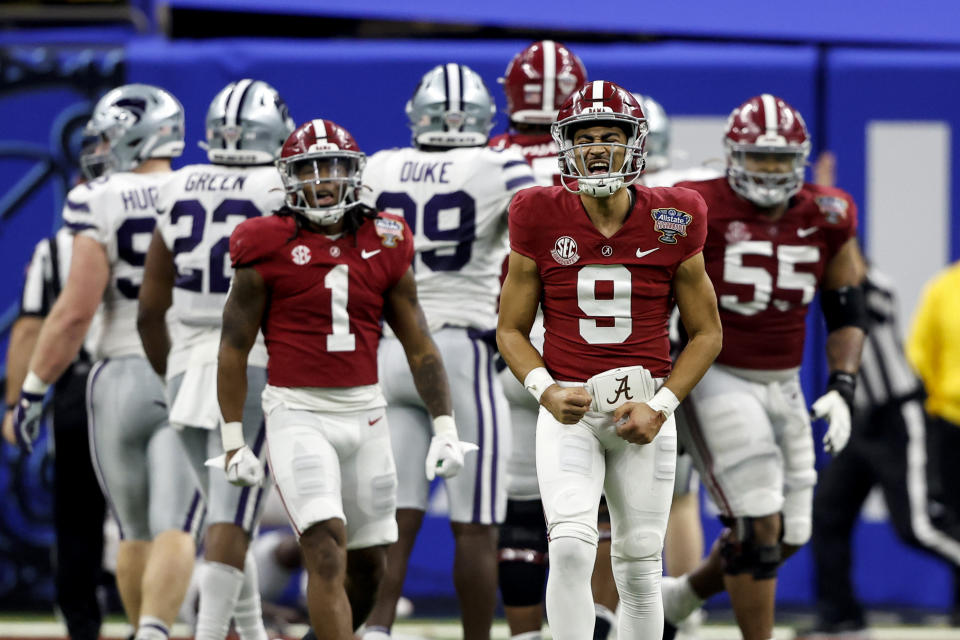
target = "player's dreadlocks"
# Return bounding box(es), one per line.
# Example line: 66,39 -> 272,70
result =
276,202 -> 380,243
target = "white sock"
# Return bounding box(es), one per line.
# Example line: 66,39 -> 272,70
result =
661,574 -> 704,624
135,616 -> 169,640
511,632 -> 543,640
612,557 -> 662,639
234,550 -> 268,640
195,561 -> 244,640
361,628 -> 391,640
544,537 -> 596,640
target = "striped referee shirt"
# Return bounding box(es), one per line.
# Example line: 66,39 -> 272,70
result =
19,228 -> 97,361
854,267 -> 923,412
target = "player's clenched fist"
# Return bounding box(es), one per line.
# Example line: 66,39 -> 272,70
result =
612,401 -> 666,445
541,385 -> 592,425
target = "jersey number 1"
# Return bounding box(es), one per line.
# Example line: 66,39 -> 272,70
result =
324,264 -> 356,352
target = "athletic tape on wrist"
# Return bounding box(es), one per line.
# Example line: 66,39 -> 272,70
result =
646,386 -> 680,419
523,367 -> 556,404
221,421 -> 245,452
22,371 -> 50,395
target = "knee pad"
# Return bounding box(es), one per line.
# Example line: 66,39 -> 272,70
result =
547,537 -> 595,579
499,499 -> 548,554
498,499 -> 549,607
719,517 -> 783,580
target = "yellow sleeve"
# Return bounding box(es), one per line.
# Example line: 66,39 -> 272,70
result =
906,277 -> 941,384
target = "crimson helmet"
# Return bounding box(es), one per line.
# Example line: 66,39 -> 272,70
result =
501,40 -> 587,126
551,80 -> 647,198
277,119 -> 365,226
724,93 -> 811,207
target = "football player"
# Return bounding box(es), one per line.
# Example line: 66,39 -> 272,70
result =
660,94 -> 867,640
492,41 -> 623,640
497,80 -> 722,640
13,84 -> 202,640
359,63 -> 535,640
137,79 -> 295,640
216,120 -> 466,638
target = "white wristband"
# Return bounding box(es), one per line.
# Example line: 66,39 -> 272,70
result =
432,415 -> 457,438
23,371 -> 50,395
221,421 -> 245,452
646,387 -> 680,419
523,367 -> 556,404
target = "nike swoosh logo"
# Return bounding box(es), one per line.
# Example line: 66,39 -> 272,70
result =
636,248 -> 660,258
797,227 -> 818,238
361,249 -> 381,259
368,415 -> 383,426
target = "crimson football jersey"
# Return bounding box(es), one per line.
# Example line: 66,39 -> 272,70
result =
489,132 -> 560,187
510,185 -> 707,381
230,212 -> 414,388
675,177 -> 858,370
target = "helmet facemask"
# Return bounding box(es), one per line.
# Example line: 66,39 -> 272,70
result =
726,144 -> 809,207
79,128 -> 117,180
278,151 -> 365,226
552,114 -> 646,198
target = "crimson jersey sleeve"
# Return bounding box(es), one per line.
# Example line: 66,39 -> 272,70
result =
371,212 -> 415,288
508,186 -> 543,261
230,215 -> 295,272
808,185 -> 858,266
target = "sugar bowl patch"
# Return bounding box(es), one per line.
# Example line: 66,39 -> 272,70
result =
374,217 -> 404,247
651,208 -> 692,244
815,196 -> 848,224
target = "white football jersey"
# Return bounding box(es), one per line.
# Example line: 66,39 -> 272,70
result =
640,165 -> 723,188
156,164 -> 284,376
362,146 -> 535,331
62,171 -> 174,360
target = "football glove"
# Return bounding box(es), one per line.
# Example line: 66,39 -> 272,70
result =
206,445 -> 264,487
425,416 -> 478,481
811,371 -> 856,454
14,389 -> 45,453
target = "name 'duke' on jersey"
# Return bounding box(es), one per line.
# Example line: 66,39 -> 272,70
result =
399,160 -> 454,184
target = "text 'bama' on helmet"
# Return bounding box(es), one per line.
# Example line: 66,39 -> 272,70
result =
500,40 -> 587,126
81,83 -> 185,179
277,119 -> 366,226
406,63 -> 496,148
724,93 -> 811,207
204,79 -> 295,166
551,80 -> 647,198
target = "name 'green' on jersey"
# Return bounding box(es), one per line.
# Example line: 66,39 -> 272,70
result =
156,164 -> 285,326
62,171 -> 175,360
362,146 -> 535,331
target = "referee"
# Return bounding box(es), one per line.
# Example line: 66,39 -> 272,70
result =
804,267 -> 960,637
3,228 -> 108,640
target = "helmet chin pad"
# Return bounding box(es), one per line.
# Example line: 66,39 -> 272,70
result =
577,176 -> 623,198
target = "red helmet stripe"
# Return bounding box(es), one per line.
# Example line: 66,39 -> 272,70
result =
542,40 -> 556,112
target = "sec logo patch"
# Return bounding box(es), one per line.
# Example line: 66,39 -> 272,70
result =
291,245 -> 312,265
551,236 -> 580,266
